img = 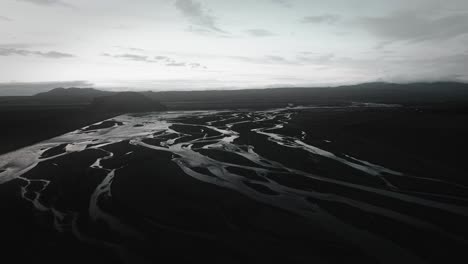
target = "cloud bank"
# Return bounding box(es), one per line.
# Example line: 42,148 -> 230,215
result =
0,48 -> 75,58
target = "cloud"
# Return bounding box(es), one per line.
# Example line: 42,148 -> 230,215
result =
154,56 -> 170,60
16,0 -> 73,8
374,40 -> 394,50
103,53 -> 155,63
103,53 -> 173,63
381,53 -> 468,83
245,29 -> 275,37
0,16 -> 12,22
266,55 -> 287,62
174,0 -> 225,33
0,43 -> 41,49
297,53 -> 335,64
165,57 -> 206,68
113,46 -> 146,52
270,0 -> 293,8
301,14 -> 340,24
0,48 -> 74,58
230,53 -> 336,66
359,12 -> 468,42
188,63 -> 206,69
40,51 -> 74,58
231,55 -> 298,65
298,52 -> 468,83
102,53 -> 206,68
167,62 -> 186,67
0,81 -> 92,96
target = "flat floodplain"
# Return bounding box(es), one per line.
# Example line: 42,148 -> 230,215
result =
1,106 -> 467,264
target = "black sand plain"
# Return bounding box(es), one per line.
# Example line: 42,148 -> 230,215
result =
1,84 -> 468,264
1,104 -> 467,264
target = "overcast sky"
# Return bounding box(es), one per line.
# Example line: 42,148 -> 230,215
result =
1,0 -> 468,94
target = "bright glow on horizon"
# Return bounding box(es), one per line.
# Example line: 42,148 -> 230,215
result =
1,0 -> 468,94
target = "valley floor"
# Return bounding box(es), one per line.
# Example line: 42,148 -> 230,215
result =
1,105 -> 467,264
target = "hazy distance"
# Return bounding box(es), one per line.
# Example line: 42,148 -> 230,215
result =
1,0 -> 468,95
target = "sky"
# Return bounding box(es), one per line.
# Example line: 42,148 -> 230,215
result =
1,0 -> 468,95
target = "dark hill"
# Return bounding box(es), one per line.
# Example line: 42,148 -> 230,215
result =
35,87 -> 113,98
33,87 -> 114,104
89,92 -> 167,113
142,82 -> 468,107
16,81 -> 468,110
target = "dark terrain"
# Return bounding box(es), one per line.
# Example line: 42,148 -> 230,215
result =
1,82 -> 468,155
1,82 -> 468,264
0,91 -> 165,154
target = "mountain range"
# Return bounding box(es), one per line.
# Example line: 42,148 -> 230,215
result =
29,82 -> 468,109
